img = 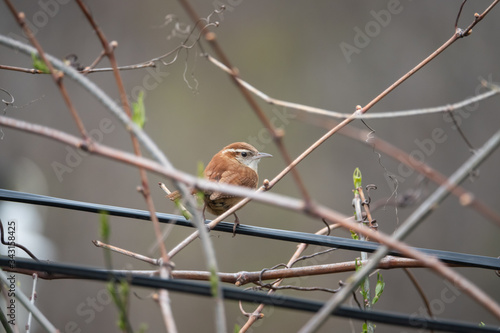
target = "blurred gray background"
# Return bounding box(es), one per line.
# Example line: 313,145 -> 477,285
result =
1,0 -> 499,332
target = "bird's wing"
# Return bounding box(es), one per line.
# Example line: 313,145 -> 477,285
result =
206,165 -> 258,201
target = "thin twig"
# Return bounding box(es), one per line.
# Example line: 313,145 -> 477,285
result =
0,64 -> 43,74
25,273 -> 38,333
83,62 -> 156,73
84,50 -> 107,73
92,240 -> 161,266
358,187 -> 376,230
206,54 -> 500,120
0,88 -> 14,105
159,182 -> 190,218
0,220 -> 39,261
0,62 -> 156,74
255,283 -> 340,294
403,268 -> 434,333
446,109 -> 477,153
461,0 -> 499,36
289,248 -> 338,269
455,0 -> 469,30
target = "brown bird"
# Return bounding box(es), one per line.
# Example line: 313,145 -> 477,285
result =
169,142 -> 272,234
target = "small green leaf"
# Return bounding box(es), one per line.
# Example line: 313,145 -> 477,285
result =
119,280 -> 130,302
353,167 -> 362,194
354,258 -> 361,271
197,161 -> 205,178
138,323 -> 149,333
350,230 -> 359,240
107,280 -> 130,331
31,53 -> 50,73
195,161 -> 206,207
107,282 -> 118,303
372,272 -> 385,305
132,90 -> 146,128
355,259 -> 369,299
99,211 -> 110,241
117,318 -> 126,331
361,322 -> 368,333
233,324 -> 241,333
479,322 -> 485,327
360,286 -> 368,300
209,265 -> 219,297
195,190 -> 205,208
174,198 -> 192,220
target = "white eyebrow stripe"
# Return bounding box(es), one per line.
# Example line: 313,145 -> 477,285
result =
223,148 -> 252,154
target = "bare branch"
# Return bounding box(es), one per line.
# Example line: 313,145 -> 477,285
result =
0,270 -> 58,333
206,55 -> 500,120
25,273 -> 38,333
92,240 -> 161,266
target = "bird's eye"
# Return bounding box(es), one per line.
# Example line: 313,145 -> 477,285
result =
241,151 -> 248,157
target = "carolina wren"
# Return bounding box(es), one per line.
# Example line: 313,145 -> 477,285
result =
169,142 -> 272,234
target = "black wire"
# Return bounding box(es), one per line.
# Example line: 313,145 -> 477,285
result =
0,257 -> 498,333
1,189 -> 499,270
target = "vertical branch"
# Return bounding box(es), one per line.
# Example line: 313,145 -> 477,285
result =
25,273 -> 38,333
73,2 -> 179,332
353,195 -> 371,293
353,169 -> 374,332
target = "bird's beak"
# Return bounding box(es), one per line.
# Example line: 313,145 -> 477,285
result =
255,152 -> 273,159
